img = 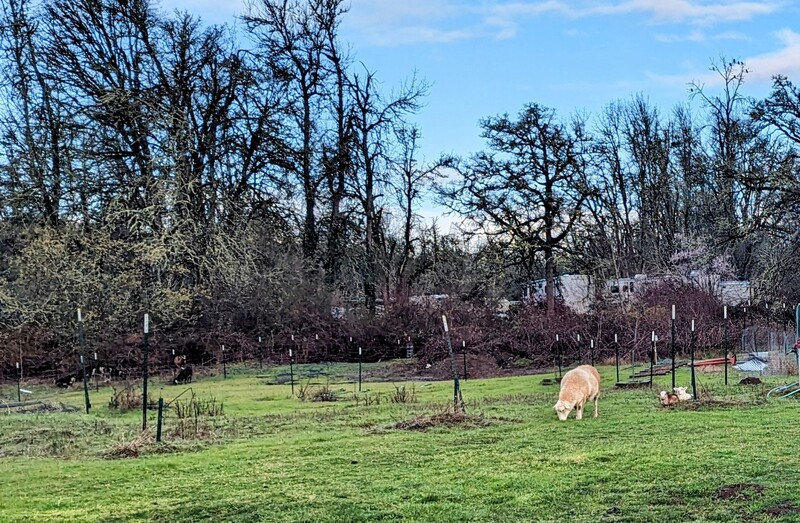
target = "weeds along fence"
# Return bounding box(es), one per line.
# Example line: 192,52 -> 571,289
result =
0,356 -> 387,403
1,303 -> 793,393
0,336 -> 409,385
0,342 -> 762,394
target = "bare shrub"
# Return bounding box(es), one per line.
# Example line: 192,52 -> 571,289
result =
172,393 -> 224,419
311,384 -> 338,402
108,383 -> 147,411
170,392 -> 225,440
389,384 -> 417,404
352,392 -> 382,406
295,380 -> 339,402
296,381 -> 313,401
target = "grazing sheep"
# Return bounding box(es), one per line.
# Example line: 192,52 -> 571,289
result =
674,386 -> 692,401
173,366 -> 193,385
659,390 -> 679,406
553,365 -> 601,421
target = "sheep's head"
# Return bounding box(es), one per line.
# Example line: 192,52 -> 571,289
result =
553,400 -> 574,421
659,391 -> 668,400
674,387 -> 687,395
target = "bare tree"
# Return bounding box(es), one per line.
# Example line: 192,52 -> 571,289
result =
43,0 -> 166,235
0,0 -> 67,225
348,67 -> 426,313
438,103 -> 593,315
316,0 -> 353,286
244,0 -> 347,260
389,124 -> 441,301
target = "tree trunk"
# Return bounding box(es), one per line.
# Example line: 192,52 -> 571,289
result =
544,244 -> 556,315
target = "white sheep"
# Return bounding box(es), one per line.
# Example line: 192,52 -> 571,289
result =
674,386 -> 692,401
553,365 -> 601,421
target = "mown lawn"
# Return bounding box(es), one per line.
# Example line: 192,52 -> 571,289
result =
2,364 -> 800,522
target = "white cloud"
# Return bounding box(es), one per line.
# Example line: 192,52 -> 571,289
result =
563,28 -> 589,37
653,32 -> 694,42
589,0 -> 779,24
485,1 -> 779,40
346,0 -> 461,24
650,29 -> 800,89
486,1 -> 779,22
495,27 -> 519,39
360,26 -> 476,46
712,30 -> 750,40
344,0 -> 477,45
740,28 -> 800,82
653,29 -> 749,42
417,205 -> 466,234
346,0 -> 781,46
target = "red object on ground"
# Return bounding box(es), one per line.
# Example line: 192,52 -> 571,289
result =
693,356 -> 735,367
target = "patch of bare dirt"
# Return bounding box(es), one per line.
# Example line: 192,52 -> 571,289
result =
674,398 -> 766,411
368,359 -> 430,381
417,354 -> 547,381
2,401 -> 79,414
765,500 -> 800,517
393,412 -> 504,431
104,432 -> 154,459
739,376 -> 762,385
714,483 -> 765,501
362,354 -> 554,382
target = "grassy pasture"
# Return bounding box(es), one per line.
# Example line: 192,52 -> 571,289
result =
2,363 -> 800,522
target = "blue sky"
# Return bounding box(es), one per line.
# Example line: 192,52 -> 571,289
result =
160,0 -> 800,225
161,1 -> 800,158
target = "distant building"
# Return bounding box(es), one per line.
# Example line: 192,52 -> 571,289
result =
604,274 -> 655,305
408,294 -> 449,307
716,280 -> 751,306
524,274 -> 594,314
525,272 -> 751,313
496,298 -> 520,313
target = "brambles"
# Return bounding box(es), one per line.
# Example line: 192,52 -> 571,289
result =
311,384 -> 338,402
389,384 -> 417,404
108,384 -> 143,412
170,392 -> 224,440
351,384 -> 418,406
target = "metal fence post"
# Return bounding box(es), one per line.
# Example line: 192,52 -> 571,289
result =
78,308 -> 91,415
156,393 -> 164,443
671,304 -> 676,390
142,313 -> 150,431
724,306 -> 729,386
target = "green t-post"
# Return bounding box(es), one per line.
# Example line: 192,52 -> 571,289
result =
142,314 -> 150,431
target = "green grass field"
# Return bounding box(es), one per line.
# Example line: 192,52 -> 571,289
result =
3,362 -> 800,523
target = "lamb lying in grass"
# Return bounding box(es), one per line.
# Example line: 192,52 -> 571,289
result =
659,390 -> 679,406
674,386 -> 692,401
660,387 -> 692,406
553,365 -> 601,421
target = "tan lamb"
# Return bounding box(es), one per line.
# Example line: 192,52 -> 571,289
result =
553,365 -> 601,421
659,390 -> 679,406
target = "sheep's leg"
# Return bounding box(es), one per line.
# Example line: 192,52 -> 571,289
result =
593,395 -> 599,418
576,402 -> 584,420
